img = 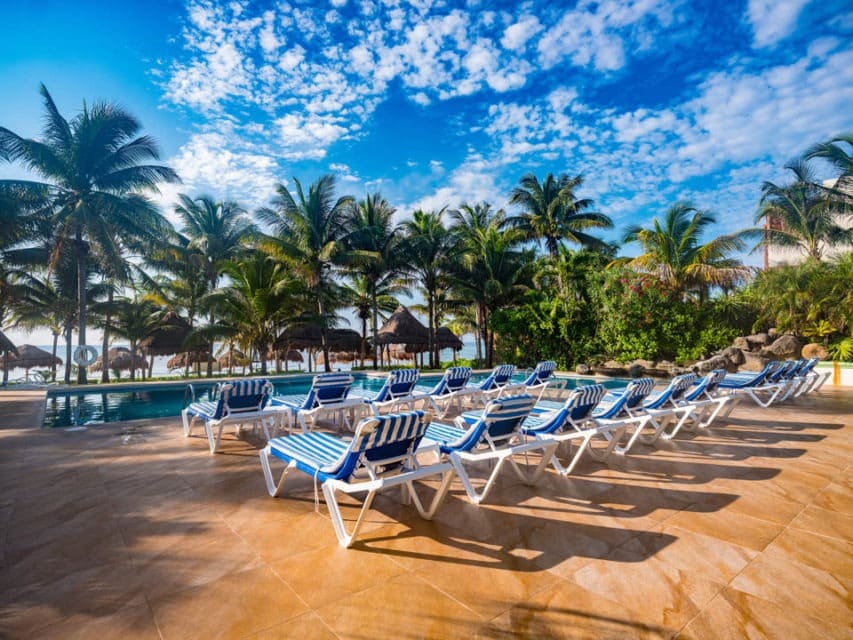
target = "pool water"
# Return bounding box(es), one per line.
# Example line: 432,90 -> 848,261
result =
42,373 -> 630,428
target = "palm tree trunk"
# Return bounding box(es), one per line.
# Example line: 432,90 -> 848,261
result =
64,325 -> 73,384
2,350 -> 8,386
371,290 -> 379,369
318,295 -> 331,373
101,285 -> 113,383
51,332 -> 59,382
76,231 -> 88,385
129,339 -> 137,381
360,316 -> 367,369
427,293 -> 435,369
148,354 -> 154,379
207,310 -> 214,378
259,342 -> 268,375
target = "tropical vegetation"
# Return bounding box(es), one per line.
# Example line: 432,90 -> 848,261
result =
1,88 -> 851,384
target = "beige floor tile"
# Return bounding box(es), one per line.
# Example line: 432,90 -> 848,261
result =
762,526 -> 853,584
270,542 -> 408,609
316,572 -> 481,639
730,552 -> 850,626
150,566 -> 309,640
789,504 -> 853,542
678,586 -> 852,640
32,601 -> 161,640
246,612 -> 339,639
664,507 -> 784,551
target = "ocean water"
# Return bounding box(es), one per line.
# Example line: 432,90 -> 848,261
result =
10,339 -> 480,380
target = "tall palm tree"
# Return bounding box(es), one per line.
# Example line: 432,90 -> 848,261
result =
343,192 -> 408,368
618,202 -> 750,296
804,133 -> 853,195
344,274 -> 399,368
508,173 -> 613,258
175,194 -> 255,376
95,297 -> 160,381
0,84 -> 178,383
203,251 -> 299,375
450,214 -> 531,366
741,161 -> 853,262
403,209 -> 455,368
258,175 -> 354,372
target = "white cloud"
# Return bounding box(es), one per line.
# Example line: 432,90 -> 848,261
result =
501,15 -> 543,50
747,0 -> 812,48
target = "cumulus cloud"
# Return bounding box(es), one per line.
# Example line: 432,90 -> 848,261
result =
747,0 -> 812,48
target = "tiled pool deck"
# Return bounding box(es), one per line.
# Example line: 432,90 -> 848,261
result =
0,387 -> 850,638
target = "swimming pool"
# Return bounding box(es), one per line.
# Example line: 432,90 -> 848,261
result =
42,373 -> 630,428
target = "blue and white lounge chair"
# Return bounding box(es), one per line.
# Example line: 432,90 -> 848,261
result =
795,358 -> 831,396
661,369 -> 731,439
357,369 -> 422,415
182,379 -> 274,453
623,373 -> 700,448
581,378 -> 657,458
466,364 -> 517,405
269,373 -> 362,433
520,384 -> 611,475
719,360 -> 789,408
260,410 -> 455,547
412,366 -> 473,417
521,360 -> 557,400
421,394 -> 558,504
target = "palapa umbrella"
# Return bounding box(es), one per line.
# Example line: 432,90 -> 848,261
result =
138,313 -> 191,356
218,349 -> 250,369
90,347 -> 147,377
274,324 -> 362,352
167,351 -> 217,370
0,329 -> 19,385
375,306 -> 429,346
434,326 -> 463,351
8,344 -> 62,379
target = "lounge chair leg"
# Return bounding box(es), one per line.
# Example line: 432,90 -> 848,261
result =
614,416 -> 653,455
449,452 -> 507,505
657,408 -> 696,441
551,432 -> 595,476
259,448 -> 295,497
322,483 -> 377,548
406,468 -> 456,519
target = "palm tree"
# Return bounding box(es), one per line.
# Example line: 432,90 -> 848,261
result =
741,161 -> 853,262
11,274 -> 73,382
449,208 -> 532,366
175,194 -> 255,376
804,133 -> 853,195
0,84 -> 178,383
258,175 -> 354,372
344,274 -> 399,368
343,192 -> 408,368
203,251 -> 299,375
96,297 -> 160,381
618,202 -> 750,296
403,209 -> 455,368
508,173 -> 613,258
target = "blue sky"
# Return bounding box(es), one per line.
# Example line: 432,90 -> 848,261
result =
1,0 -> 852,344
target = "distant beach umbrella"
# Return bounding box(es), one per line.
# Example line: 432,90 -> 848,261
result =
7,344 -> 62,379
434,326 -> 464,351
167,351 -> 217,370
90,347 -> 146,373
218,349 -> 249,368
375,306 -> 429,347
139,312 -> 191,356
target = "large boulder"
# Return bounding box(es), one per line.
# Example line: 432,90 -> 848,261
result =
768,327 -> 779,339
719,346 -> 746,366
575,363 -> 591,375
746,333 -> 770,349
761,334 -> 802,359
627,363 -> 645,378
732,336 -> 750,351
741,351 -> 770,372
694,355 -> 736,373
801,343 -> 829,360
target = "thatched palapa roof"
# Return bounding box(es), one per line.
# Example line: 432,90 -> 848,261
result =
274,325 -> 362,352
435,326 -> 463,350
90,347 -> 147,372
0,330 -> 18,356
375,306 -> 429,346
139,313 -> 191,356
167,351 -> 217,369
8,344 -> 61,369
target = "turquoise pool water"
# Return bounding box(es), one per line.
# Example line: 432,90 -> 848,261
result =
42,373 -> 630,428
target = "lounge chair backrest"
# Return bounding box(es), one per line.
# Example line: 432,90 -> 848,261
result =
453,393 -> 535,450
523,361 -> 557,386
321,410 -> 432,479
217,379 -> 273,418
798,358 -> 818,375
479,364 -> 516,391
767,360 -> 796,382
686,369 -> 726,401
435,366 -> 472,394
373,369 -> 420,402
625,378 -> 656,408
566,384 -> 607,420
302,373 -> 355,409
646,373 -> 698,408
